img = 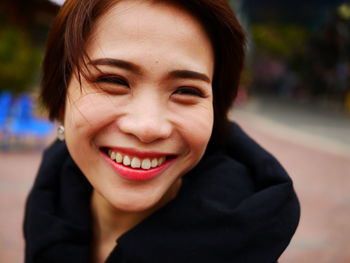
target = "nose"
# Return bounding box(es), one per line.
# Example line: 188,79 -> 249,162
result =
117,97 -> 172,143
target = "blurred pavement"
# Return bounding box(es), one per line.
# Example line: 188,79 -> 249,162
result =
0,96 -> 350,262
232,96 -> 350,263
0,151 -> 41,263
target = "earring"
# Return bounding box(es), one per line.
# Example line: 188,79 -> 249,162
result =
57,125 -> 65,141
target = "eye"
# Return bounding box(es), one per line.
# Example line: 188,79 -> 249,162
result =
171,86 -> 209,105
91,74 -> 130,95
173,87 -> 204,97
95,75 -> 129,87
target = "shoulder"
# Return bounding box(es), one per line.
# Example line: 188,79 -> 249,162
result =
184,151 -> 256,208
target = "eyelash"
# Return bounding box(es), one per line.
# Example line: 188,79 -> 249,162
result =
93,75 -> 129,87
174,87 -> 205,97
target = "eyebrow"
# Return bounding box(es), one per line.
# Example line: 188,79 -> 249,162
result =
169,70 -> 211,83
89,58 -> 211,83
89,58 -> 142,74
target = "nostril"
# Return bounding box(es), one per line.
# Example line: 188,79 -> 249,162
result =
117,115 -> 172,143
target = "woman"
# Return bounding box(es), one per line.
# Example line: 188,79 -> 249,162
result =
24,0 -> 300,262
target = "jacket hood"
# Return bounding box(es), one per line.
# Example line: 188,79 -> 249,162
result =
24,122 -> 300,263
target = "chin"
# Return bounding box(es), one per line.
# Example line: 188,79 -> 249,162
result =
109,191 -> 165,213
116,202 -> 156,213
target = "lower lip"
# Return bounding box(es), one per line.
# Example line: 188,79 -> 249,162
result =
102,152 -> 175,181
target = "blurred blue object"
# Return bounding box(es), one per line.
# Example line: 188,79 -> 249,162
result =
9,93 -> 53,139
0,91 -> 12,132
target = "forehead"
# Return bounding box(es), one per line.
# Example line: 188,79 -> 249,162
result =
91,0 -> 206,38
86,0 -> 214,69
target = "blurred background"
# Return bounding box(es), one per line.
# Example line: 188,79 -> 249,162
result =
0,0 -> 349,262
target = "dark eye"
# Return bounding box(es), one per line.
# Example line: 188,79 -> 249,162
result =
95,75 -> 129,87
174,87 -> 204,97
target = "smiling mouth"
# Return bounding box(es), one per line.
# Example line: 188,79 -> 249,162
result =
101,147 -> 175,170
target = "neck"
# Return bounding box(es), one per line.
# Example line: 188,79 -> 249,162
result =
91,191 -> 156,263
91,179 -> 182,243
90,179 -> 182,263
91,191 -> 148,243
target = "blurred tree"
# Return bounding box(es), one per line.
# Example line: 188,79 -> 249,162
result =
0,26 -> 42,93
0,0 -> 58,94
244,0 -> 350,109
251,24 -> 308,60
243,0 -> 345,27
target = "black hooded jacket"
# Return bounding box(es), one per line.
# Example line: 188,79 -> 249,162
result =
24,122 -> 300,263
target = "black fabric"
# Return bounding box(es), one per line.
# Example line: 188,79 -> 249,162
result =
24,122 -> 300,263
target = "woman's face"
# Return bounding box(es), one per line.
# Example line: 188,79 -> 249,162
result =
64,0 -> 214,212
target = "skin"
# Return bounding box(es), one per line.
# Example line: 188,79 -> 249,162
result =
63,0 -> 214,261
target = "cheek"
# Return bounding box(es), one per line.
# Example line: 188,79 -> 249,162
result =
172,103 -> 214,154
64,93 -> 123,138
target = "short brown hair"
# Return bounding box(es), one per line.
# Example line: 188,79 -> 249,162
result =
41,0 -> 245,144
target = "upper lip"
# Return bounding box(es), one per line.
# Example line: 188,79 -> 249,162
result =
101,146 -> 176,158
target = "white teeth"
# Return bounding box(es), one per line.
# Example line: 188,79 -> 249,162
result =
116,153 -> 123,163
107,149 -> 167,169
141,158 -> 151,169
158,157 -> 165,165
131,157 -> 141,168
151,158 -> 158,168
123,155 -> 131,166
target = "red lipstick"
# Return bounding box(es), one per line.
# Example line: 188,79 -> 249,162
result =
100,147 -> 176,181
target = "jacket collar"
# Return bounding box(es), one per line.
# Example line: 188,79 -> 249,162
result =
24,122 -> 300,263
